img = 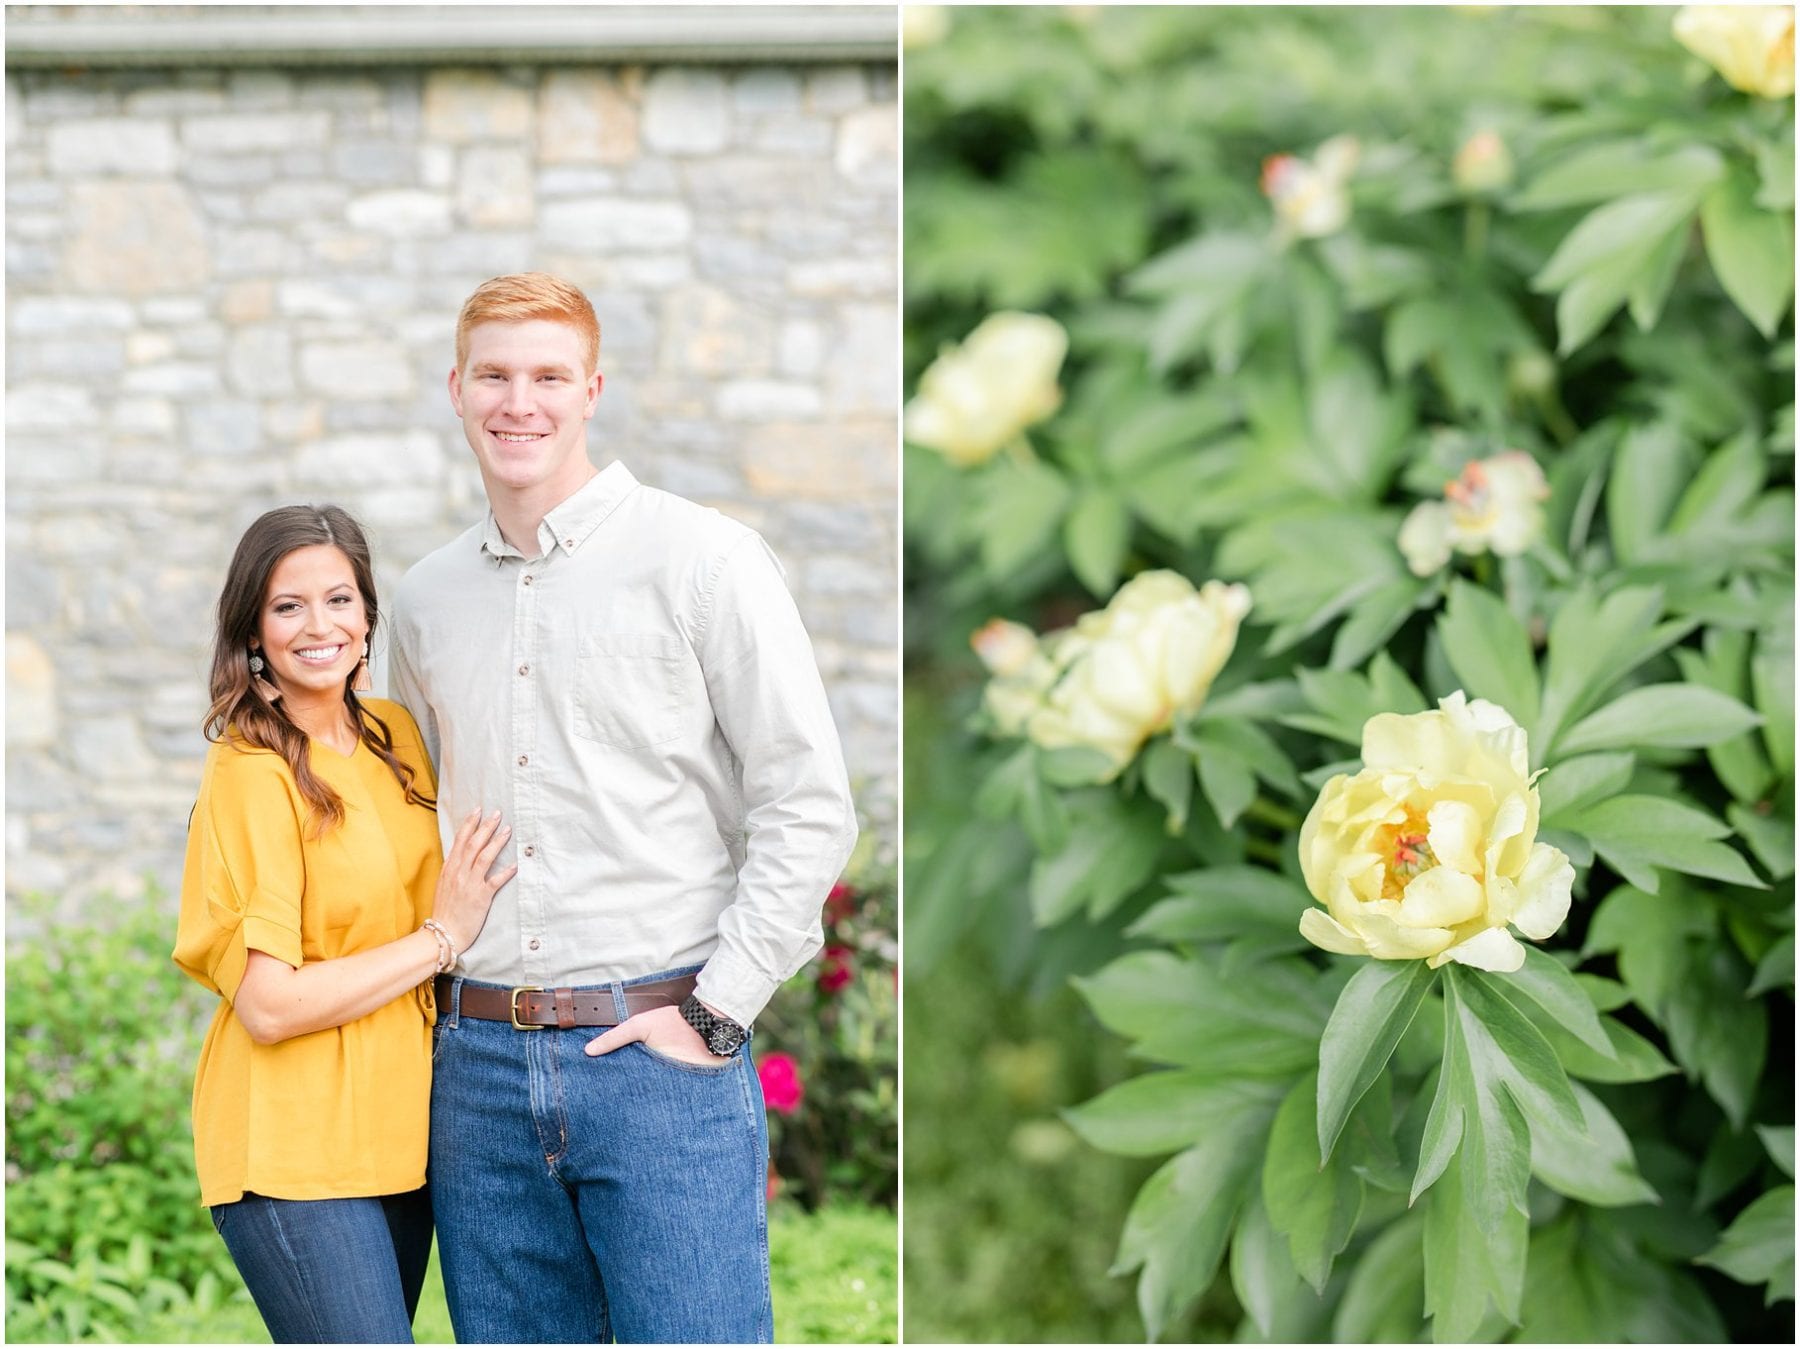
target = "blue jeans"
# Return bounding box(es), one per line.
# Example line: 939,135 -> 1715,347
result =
429,969 -> 772,1344
209,1187 -> 432,1343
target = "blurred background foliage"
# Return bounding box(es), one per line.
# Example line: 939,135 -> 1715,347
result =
903,5 -> 1791,1343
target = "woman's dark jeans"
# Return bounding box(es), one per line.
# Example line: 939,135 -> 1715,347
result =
209,1186 -> 432,1343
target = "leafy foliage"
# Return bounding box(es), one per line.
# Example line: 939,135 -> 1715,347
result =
5,887 -> 239,1342
905,6 -> 1792,1343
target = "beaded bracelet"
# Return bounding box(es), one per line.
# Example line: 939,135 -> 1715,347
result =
422,918 -> 459,973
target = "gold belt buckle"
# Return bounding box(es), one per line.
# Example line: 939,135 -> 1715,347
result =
509,985 -> 545,1030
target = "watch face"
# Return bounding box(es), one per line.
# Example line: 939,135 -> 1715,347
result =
707,1024 -> 742,1056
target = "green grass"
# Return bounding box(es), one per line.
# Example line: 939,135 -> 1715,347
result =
137,1201 -> 895,1344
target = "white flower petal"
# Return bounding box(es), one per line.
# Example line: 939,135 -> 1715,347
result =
1431,926 -> 1525,972
1397,865 -> 1486,928
1300,907 -> 1370,957
1510,843 -> 1574,941
1355,911 -> 1455,961
1427,799 -> 1485,875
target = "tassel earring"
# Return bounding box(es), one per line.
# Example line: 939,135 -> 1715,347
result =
352,641 -> 372,694
248,647 -> 281,704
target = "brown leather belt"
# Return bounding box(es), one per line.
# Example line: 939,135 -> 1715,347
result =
436,974 -> 696,1031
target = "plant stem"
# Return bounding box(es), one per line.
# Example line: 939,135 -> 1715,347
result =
1246,796 -> 1302,831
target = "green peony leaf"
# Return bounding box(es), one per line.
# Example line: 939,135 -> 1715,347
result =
1489,948 -> 1615,1058
1421,1146 -> 1528,1342
1557,683 -> 1762,757
1523,1079 -> 1659,1207
1028,794 -> 1166,924
1331,1212 -> 1425,1343
1537,751 -> 1637,823
1697,1185 -> 1795,1305
1228,1187 -> 1307,1341
1316,960 -> 1437,1164
1437,580 -> 1541,730
1062,486 -> 1131,598
1560,795 -> 1765,890
1063,1071 -> 1286,1158
1196,743 -> 1258,830
1700,167 -> 1795,339
1263,1072 -> 1364,1293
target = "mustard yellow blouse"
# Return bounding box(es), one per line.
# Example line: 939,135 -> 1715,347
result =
173,698 -> 442,1206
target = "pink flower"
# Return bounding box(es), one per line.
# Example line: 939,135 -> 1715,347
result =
818,945 -> 855,994
824,881 -> 858,924
758,1053 -> 804,1115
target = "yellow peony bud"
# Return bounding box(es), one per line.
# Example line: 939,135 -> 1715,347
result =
903,313 -> 1069,468
1261,135 -> 1361,240
1024,572 -> 1252,778
1674,5 -> 1795,99
1298,692 -> 1574,972
1453,130 -> 1516,195
1397,451 -> 1550,575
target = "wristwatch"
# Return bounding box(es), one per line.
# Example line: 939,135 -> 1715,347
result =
679,993 -> 748,1057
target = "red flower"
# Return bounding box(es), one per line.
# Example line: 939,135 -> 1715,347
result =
758,1052 -> 804,1115
824,881 -> 858,924
818,944 -> 854,994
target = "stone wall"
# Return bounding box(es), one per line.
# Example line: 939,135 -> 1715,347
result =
5,56 -> 898,914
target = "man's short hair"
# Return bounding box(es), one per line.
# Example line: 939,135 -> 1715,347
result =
455,272 -> 601,375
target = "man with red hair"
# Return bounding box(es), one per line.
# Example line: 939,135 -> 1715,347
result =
392,272 -> 856,1343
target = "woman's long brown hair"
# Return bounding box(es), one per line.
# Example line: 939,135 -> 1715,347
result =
204,505 -> 435,835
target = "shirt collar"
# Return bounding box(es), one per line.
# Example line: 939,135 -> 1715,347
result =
479,461 -> 640,561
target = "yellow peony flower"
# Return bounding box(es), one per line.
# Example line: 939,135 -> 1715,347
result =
1674,5 -> 1795,99
902,5 -> 951,51
1261,134 -> 1360,240
971,618 -> 1060,736
1298,692 -> 1574,972
904,313 -> 1069,468
1452,130 -> 1516,195
1023,571 -> 1252,778
1397,450 -> 1550,577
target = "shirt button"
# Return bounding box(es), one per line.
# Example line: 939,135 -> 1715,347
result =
523,575 -> 534,586
523,845 -> 535,857
517,754 -> 528,767
518,664 -> 529,676
528,938 -> 540,951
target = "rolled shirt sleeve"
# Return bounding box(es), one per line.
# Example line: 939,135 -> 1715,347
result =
173,746 -> 307,1004
690,534 -> 858,1028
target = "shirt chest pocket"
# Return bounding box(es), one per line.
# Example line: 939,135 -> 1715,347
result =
574,633 -> 692,749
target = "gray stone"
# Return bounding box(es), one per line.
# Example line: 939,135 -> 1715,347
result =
347,189 -> 453,236
732,68 -> 802,114
5,77 -> 23,148
24,81 -> 114,120
787,258 -> 895,297
10,337 -> 125,378
68,714 -> 157,782
419,143 -> 455,188
120,361 -> 222,396
538,69 -> 639,166
835,105 -> 897,187
181,111 -> 330,153
48,117 -> 178,175
537,166 -> 618,196
185,153 -> 278,187
140,298 -> 208,325
281,150 -> 328,178
252,180 -> 351,222
226,69 -> 297,109
226,325 -> 297,397
6,181 -> 61,209
4,635 -> 59,750
7,213 -> 62,242
456,146 -> 534,227
333,139 -> 413,183
213,227 -> 298,277
298,76 -> 385,111
540,197 -> 691,250
826,303 -> 898,414
806,66 -> 866,113
6,385 -> 100,432
185,399 -> 264,458
423,69 -> 533,142
805,554 -> 891,597
778,319 -> 825,377
109,397 -> 178,437
64,181 -> 210,294
5,241 -> 57,278
300,340 -> 415,398
9,297 -> 135,334
171,322 -> 226,358
642,69 -> 729,155
123,84 -> 228,116
294,431 -> 444,488
749,119 -> 834,155
717,379 -> 823,420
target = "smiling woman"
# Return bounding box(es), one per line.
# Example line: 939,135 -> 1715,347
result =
173,504 -> 515,1343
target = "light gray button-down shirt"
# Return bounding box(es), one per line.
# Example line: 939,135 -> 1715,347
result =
388,461 -> 857,1027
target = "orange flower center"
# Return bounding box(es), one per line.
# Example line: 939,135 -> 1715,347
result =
1377,809 -> 1437,899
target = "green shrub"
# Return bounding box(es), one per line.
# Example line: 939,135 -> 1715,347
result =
758,871 -> 899,1210
5,886 -> 237,1342
905,6 -> 1792,1343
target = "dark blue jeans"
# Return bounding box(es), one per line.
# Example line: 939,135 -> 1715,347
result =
429,970 -> 772,1344
210,1186 -> 432,1343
